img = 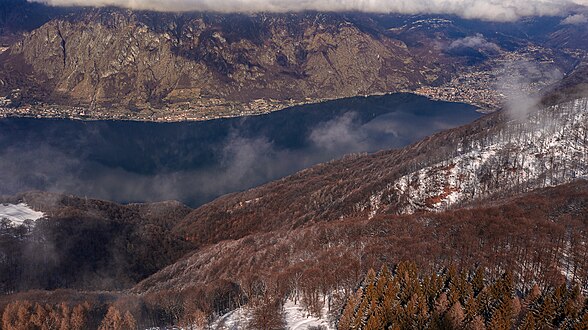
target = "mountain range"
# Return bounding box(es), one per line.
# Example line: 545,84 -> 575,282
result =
0,0 -> 587,120
2,1 -> 588,329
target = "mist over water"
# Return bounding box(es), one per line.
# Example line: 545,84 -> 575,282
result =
0,93 -> 480,207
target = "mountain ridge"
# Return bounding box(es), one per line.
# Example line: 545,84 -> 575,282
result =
1,10 -> 428,115
133,178 -> 588,295
1,8 -> 585,121
168,87 -> 588,248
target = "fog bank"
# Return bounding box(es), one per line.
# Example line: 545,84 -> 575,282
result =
30,0 -> 588,21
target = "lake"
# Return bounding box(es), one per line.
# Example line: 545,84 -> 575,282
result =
0,93 -> 481,206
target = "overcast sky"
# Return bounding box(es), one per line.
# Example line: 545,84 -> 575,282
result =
30,0 -> 588,21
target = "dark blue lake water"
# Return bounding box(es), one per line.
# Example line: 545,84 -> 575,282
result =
0,93 -> 481,206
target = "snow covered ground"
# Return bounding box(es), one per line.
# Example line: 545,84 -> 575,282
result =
0,203 -> 45,226
361,97 -> 588,215
283,300 -> 332,330
213,299 -> 333,330
213,308 -> 251,330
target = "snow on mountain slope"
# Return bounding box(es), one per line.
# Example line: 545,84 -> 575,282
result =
213,299 -> 333,330
172,96 -> 588,248
283,300 -> 332,330
0,203 -> 44,225
368,97 -> 588,215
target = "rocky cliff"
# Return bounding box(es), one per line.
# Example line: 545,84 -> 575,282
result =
1,10 -> 433,112
1,9 -> 586,120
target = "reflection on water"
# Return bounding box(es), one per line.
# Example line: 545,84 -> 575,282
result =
0,93 -> 481,206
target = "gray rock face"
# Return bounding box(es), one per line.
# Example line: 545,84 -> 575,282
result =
3,10 -> 430,110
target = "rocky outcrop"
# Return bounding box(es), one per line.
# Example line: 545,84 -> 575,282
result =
2,10 -> 430,111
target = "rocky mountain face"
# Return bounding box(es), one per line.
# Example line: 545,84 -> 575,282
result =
1,10 -> 432,111
1,9 -> 585,120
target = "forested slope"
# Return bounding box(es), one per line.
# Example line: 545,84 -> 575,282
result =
172,96 -> 588,251
0,192 -> 193,292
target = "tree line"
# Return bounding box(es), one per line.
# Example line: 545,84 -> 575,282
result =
340,262 -> 588,330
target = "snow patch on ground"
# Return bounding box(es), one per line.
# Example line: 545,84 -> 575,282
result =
368,97 -> 588,215
0,203 -> 45,225
283,300 -> 332,330
213,307 -> 251,330
212,299 -> 333,330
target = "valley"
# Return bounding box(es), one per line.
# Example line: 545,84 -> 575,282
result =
414,45 -> 583,111
0,93 -> 480,206
2,78 -> 588,328
1,1 -> 588,329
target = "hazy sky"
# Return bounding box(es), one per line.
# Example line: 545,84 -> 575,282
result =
30,0 -> 588,21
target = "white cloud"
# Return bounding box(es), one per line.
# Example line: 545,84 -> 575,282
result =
449,34 -> 500,51
561,13 -> 588,24
29,0 -> 588,22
